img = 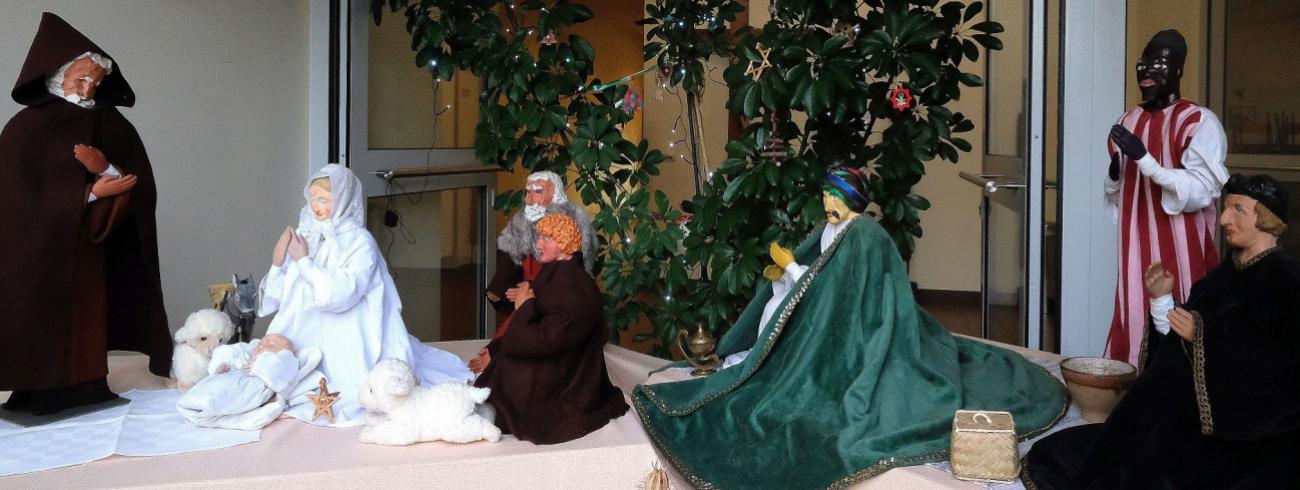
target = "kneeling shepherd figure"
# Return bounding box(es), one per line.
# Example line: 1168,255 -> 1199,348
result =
473,213 -> 628,444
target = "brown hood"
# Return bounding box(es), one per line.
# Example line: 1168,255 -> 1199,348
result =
11,12 -> 135,107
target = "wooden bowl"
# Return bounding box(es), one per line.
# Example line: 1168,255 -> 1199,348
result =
1059,357 -> 1137,422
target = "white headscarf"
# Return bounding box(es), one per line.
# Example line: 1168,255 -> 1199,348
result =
297,164 -> 366,248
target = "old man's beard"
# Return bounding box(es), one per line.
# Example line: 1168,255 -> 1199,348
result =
62,92 -> 95,108
45,74 -> 96,108
524,204 -> 547,222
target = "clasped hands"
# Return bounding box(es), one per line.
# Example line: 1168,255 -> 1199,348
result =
1144,262 -> 1196,342
486,280 -> 536,308
769,242 -> 794,269
272,226 -> 310,267
764,243 -> 795,281
470,282 -> 535,374
75,144 -> 137,198
1109,125 -> 1148,161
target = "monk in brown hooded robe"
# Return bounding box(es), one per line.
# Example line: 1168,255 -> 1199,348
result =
0,13 -> 172,415
473,214 -> 628,444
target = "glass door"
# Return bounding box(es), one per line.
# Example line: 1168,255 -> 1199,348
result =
962,0 -> 1056,349
346,2 -> 499,339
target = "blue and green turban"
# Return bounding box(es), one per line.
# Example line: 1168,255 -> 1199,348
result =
823,167 -> 871,213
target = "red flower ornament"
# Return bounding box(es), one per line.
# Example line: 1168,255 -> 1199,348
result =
889,86 -> 913,111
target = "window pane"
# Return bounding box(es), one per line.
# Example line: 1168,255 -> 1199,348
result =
368,18 -> 480,150
985,0 -> 1028,158
367,188 -> 483,341
1224,1 -> 1300,154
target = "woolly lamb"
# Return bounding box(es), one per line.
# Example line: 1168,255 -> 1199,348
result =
171,309 -> 235,393
358,358 -> 501,446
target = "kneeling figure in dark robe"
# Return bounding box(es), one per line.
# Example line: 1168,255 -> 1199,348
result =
472,214 -> 628,444
1024,174 -> 1300,489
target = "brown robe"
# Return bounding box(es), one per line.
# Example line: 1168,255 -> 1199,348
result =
0,13 -> 172,395
474,255 -> 628,444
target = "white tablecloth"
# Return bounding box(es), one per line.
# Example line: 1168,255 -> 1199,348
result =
0,338 -> 1071,489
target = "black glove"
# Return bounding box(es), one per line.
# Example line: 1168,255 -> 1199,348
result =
1109,124 -> 1148,161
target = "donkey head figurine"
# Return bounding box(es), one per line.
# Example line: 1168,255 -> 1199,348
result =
221,274 -> 258,343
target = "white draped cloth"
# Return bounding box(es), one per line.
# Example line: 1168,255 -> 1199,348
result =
258,164 -> 473,427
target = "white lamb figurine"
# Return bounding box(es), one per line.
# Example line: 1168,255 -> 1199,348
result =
358,358 -> 501,446
171,309 -> 236,394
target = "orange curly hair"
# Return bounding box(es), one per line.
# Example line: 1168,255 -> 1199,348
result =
536,214 -> 582,255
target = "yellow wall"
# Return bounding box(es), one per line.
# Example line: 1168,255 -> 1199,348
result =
909,41 -> 985,293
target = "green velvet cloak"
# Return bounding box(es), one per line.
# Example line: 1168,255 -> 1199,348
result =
633,218 -> 1067,489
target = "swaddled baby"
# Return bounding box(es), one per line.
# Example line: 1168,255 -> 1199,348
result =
177,334 -> 323,430
211,333 -> 296,378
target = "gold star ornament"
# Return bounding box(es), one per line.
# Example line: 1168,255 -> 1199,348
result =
744,46 -> 772,80
307,377 -> 341,424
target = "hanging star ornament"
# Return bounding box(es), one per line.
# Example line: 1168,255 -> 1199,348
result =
744,46 -> 773,80
307,377 -> 341,424
889,85 -> 913,111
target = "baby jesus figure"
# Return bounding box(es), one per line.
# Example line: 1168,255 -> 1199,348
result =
212,333 -> 295,375
177,334 -> 323,431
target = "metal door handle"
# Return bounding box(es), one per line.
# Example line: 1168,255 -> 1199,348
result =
988,182 -> 1025,192
959,171 -> 1026,193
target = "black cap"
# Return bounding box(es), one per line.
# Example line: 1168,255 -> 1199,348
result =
1224,173 -> 1289,222
1147,29 -> 1188,68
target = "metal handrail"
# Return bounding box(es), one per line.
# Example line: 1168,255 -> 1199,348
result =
370,165 -> 504,181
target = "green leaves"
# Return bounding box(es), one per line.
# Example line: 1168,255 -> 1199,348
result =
372,0 -> 1001,357
972,34 -> 1003,51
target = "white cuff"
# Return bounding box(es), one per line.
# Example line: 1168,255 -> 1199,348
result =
1149,294 -> 1174,336
87,166 -> 122,203
783,262 -> 801,277
1133,152 -> 1164,179
783,262 -> 808,283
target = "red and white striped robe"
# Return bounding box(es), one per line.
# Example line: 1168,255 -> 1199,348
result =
1104,99 -> 1222,365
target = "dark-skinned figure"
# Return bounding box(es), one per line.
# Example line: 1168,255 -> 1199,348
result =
1024,174 -> 1300,489
0,13 -> 173,416
1104,29 -> 1228,365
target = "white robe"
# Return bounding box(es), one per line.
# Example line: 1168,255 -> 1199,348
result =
722,218 -> 853,369
259,164 -> 474,427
